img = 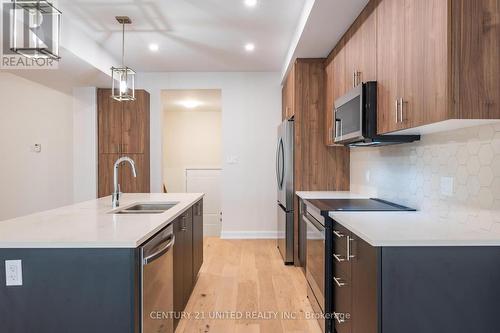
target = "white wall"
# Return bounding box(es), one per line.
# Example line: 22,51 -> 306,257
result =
138,72 -> 282,237
0,73 -> 74,221
351,123 -> 500,231
73,87 -> 97,203
162,107 -> 222,192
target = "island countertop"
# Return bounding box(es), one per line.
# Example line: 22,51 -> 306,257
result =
0,193 -> 203,248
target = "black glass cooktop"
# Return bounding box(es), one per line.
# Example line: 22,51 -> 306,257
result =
307,198 -> 416,212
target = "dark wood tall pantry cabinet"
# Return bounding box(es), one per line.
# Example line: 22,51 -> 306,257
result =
97,89 -> 150,197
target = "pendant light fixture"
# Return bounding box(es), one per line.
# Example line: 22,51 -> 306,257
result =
111,16 -> 135,101
10,0 -> 62,59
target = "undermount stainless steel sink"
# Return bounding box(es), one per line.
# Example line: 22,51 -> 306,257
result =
113,202 -> 179,214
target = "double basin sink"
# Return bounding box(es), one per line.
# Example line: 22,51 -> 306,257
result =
112,202 -> 179,214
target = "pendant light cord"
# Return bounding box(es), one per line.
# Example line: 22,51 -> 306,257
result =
121,22 -> 125,67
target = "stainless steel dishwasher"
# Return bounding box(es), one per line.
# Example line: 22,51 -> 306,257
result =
141,224 -> 175,333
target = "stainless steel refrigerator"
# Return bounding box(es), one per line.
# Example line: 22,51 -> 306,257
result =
276,119 -> 294,264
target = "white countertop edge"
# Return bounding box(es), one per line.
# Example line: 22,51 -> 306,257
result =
329,211 -> 500,247
296,191 -> 367,200
0,193 -> 205,249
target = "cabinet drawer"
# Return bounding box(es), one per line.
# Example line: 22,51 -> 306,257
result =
333,253 -> 351,282
333,265 -> 351,288
332,223 -> 353,275
334,280 -> 352,333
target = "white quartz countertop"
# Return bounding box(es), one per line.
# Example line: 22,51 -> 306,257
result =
296,191 -> 500,246
0,193 -> 203,248
329,211 -> 500,247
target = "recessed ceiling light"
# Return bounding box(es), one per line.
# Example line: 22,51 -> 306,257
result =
148,43 -> 159,52
244,0 -> 257,7
244,43 -> 255,52
178,100 -> 203,109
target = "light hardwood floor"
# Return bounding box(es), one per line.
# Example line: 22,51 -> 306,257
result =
175,237 -> 322,333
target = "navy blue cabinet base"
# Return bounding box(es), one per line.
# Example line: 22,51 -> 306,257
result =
0,199 -> 204,333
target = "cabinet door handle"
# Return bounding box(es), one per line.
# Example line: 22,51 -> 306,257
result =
333,253 -> 346,262
399,98 -> 404,123
346,236 -> 355,261
181,215 -> 187,231
333,277 -> 347,287
352,70 -> 356,88
395,99 -> 399,123
333,230 -> 344,238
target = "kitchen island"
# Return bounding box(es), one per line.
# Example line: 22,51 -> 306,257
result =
0,193 -> 204,333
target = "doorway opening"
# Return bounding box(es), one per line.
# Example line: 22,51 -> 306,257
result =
161,89 -> 222,237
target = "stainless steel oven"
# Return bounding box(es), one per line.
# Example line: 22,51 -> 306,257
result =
304,209 -> 326,332
141,224 -> 175,333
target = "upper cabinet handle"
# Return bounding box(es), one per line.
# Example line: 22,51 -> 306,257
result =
395,99 -> 399,123
399,98 -> 404,123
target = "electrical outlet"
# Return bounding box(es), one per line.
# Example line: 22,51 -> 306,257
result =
440,177 -> 454,197
5,260 -> 23,286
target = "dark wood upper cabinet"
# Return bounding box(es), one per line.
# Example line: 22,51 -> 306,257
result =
324,41 -> 347,146
97,89 -> 150,197
344,1 -> 377,89
453,0 -> 499,119
324,57 -> 335,146
98,90 -> 122,154
325,0 -> 499,136
282,66 -> 295,120
332,41 -> 347,105
325,2 -> 377,146
376,0 -> 406,134
122,91 -> 150,154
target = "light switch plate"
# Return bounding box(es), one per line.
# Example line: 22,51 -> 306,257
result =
226,155 -> 239,165
31,144 -> 42,153
5,260 -> 23,286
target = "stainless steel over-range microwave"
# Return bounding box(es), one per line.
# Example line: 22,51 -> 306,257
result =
333,81 -> 420,147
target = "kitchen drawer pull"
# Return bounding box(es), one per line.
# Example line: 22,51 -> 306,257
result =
346,236 -> 355,261
334,312 -> 347,324
333,253 -> 345,262
333,277 -> 346,287
333,230 -> 344,238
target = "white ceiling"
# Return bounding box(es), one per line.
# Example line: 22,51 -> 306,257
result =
58,0 -> 306,72
2,48 -> 110,93
281,0 -> 368,79
161,89 -> 221,113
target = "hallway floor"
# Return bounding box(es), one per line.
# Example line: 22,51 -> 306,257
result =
175,238 -> 322,333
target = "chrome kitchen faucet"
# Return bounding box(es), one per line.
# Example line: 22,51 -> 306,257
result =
112,156 -> 137,208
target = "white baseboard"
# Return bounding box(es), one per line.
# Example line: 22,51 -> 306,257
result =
220,231 -> 278,239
